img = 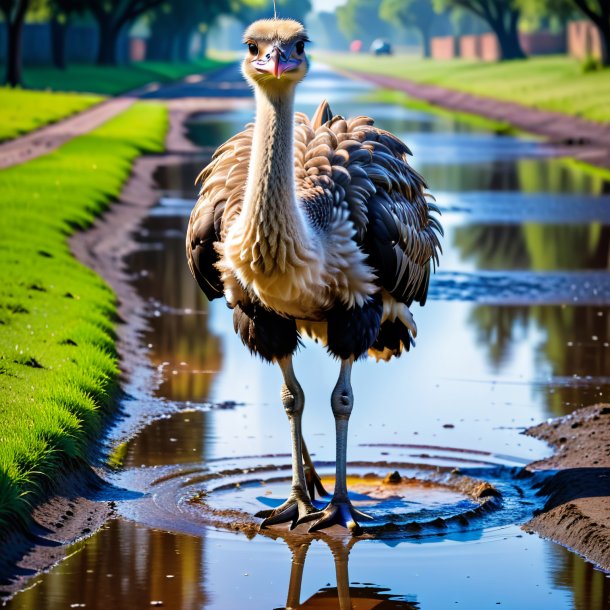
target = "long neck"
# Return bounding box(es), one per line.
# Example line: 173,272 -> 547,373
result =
241,86 -> 311,273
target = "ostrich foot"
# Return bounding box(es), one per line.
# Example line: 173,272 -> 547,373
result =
307,498 -> 373,536
256,486 -> 317,530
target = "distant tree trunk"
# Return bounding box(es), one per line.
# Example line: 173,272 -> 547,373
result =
147,20 -> 180,61
3,0 -> 29,86
602,25 -> 610,67
419,26 -> 432,58
492,9 -> 526,60
199,30 -> 209,58
50,17 -> 67,70
95,14 -> 121,65
176,28 -> 192,62
146,26 -> 171,60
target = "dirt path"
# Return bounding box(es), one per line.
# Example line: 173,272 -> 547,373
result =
0,96 -> 139,170
0,64 -> 250,170
343,70 -> 610,171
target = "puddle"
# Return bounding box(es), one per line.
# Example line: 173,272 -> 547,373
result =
4,63 -> 610,609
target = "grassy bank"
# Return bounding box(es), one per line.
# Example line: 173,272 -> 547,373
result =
24,58 -> 231,95
320,54 -> 610,124
0,58 -> 230,142
0,101 -> 168,534
361,88 -> 516,134
0,89 -> 102,142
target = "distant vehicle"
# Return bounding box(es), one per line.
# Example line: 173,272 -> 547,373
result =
370,39 -> 392,55
350,40 -> 363,53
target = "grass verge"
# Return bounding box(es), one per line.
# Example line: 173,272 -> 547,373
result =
319,53 -> 610,124
23,58 -> 231,95
360,88 -> 516,135
0,101 -> 168,534
0,58 -> 230,143
0,88 -> 102,142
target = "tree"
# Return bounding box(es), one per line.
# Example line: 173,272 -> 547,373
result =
567,0 -> 610,66
147,0 -> 247,62
306,11 -> 349,51
518,0 -> 575,33
48,0 -> 86,69
86,0 -> 165,65
336,0 -> 392,48
235,0 -> 312,27
380,0 -> 436,57
434,0 -> 526,60
0,0 -> 31,85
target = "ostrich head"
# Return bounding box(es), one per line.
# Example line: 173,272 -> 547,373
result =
242,19 -> 309,93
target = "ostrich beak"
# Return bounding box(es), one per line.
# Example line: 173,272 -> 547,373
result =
255,47 -> 301,79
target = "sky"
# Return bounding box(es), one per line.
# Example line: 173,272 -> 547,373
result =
311,0 -> 346,11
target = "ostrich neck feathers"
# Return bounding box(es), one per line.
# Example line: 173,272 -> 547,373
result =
240,87 -> 314,273
222,87 -> 327,318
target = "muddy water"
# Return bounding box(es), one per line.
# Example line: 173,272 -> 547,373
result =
6,64 -> 610,609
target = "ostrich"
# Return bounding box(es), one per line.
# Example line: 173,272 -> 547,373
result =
186,18 -> 442,534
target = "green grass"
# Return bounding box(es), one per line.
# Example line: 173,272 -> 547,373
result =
0,57 -> 230,143
0,88 -> 102,142
319,53 -> 610,124
23,57 -> 232,95
0,101 -> 168,533
360,88 -> 516,135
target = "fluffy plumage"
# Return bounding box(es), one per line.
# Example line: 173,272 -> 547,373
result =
187,100 -> 442,360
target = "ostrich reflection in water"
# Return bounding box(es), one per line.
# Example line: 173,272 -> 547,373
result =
267,534 -> 419,610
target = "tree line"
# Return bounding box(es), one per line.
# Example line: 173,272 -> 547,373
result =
1,0 -> 310,86
338,0 -> 609,65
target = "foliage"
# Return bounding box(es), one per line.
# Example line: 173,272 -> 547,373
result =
306,11 -> 349,51
433,0 -> 526,59
321,53 -> 610,123
582,54 -> 602,72
233,0 -> 312,25
85,0 -> 166,65
0,101 -> 168,534
146,0 -> 233,62
0,88 -> 101,141
380,0 -> 436,56
518,0 -> 575,33
336,0 -> 391,47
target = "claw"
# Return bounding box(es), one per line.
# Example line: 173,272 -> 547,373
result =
307,499 -> 372,536
258,503 -> 299,528
256,488 -> 316,530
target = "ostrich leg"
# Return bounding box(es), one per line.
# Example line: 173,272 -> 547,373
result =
309,358 -> 372,534
257,355 -> 317,528
285,540 -> 311,610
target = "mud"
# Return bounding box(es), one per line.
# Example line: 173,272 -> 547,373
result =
525,403 -> 610,570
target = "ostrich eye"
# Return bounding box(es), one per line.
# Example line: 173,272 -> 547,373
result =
295,40 -> 305,54
248,43 -> 258,56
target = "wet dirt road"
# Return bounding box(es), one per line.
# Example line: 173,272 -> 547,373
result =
4,64 -> 610,609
